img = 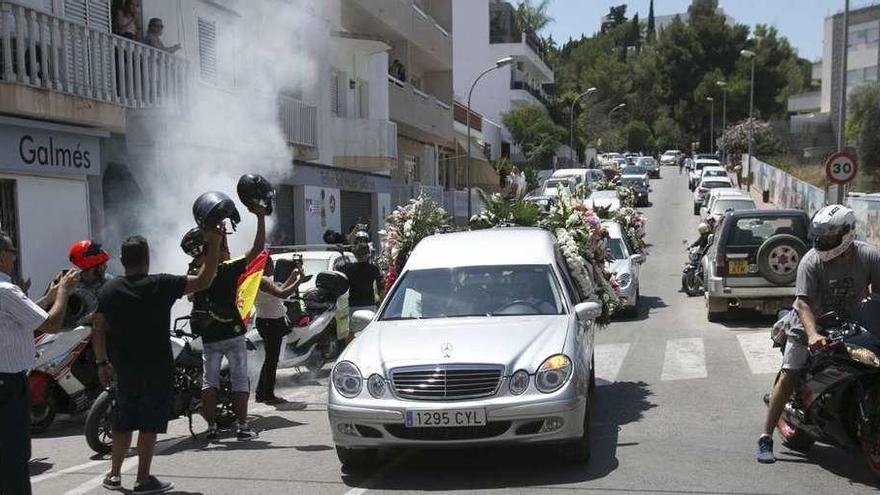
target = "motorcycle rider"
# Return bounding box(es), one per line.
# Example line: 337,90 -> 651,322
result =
689,218 -> 716,254
757,205 -> 880,463
37,240 -> 113,320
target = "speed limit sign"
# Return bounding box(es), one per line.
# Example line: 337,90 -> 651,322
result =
825,151 -> 858,185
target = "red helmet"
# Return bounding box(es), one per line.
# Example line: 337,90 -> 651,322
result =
69,240 -> 110,271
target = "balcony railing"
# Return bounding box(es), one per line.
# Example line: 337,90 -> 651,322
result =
0,1 -> 188,109
279,94 -> 318,148
393,183 -> 443,207
510,80 -> 549,107
489,30 -> 549,67
332,116 -> 397,161
388,74 -> 452,141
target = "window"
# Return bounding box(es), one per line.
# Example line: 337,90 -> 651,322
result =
358,80 -> 369,118
405,154 -> 421,184
730,217 -> 805,246
607,238 -> 629,261
198,18 -> 218,82
847,66 -> 879,88
848,21 -> 880,49
0,180 -> 19,275
330,71 -> 343,117
65,0 -> 111,32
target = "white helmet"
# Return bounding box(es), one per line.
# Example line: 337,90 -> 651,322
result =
697,223 -> 710,235
810,204 -> 856,262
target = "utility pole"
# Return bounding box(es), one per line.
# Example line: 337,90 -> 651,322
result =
836,0 -> 850,205
569,88 -> 597,164
706,97 -> 715,155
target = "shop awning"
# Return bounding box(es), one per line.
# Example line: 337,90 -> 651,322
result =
453,136 -> 499,185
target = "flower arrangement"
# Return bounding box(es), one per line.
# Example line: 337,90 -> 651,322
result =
616,185 -> 638,208
469,190 -> 541,229
614,207 -> 648,255
379,195 -> 450,289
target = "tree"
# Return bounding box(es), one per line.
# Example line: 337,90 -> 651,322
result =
624,121 -> 654,151
849,84 -> 880,173
515,0 -> 554,35
717,118 -> 785,159
501,104 -> 565,169
602,4 -> 628,33
646,0 -> 656,43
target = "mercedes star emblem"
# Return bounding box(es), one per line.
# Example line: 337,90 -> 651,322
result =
441,342 -> 453,358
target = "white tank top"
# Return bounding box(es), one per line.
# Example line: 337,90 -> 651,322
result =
254,288 -> 287,320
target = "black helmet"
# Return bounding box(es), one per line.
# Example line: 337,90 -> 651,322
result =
193,191 -> 240,230
237,174 -> 275,215
323,229 -> 346,245
181,227 -> 207,258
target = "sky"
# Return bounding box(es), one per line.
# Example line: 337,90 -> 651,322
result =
544,0 -> 878,62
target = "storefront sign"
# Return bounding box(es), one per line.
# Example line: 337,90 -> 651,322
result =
0,123 -> 101,176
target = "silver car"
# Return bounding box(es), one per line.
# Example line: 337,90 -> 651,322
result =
635,156 -> 660,178
603,221 -> 645,316
328,228 -> 602,467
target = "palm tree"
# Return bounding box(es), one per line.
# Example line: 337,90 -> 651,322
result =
515,0 -> 554,35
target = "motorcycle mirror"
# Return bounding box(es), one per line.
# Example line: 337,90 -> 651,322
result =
351,309 -> 376,327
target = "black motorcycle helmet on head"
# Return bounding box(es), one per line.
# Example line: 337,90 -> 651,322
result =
193,191 -> 240,230
237,174 -> 275,215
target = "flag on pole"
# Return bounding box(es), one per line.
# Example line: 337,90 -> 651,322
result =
236,250 -> 269,326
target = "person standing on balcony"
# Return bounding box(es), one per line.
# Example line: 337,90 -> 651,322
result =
145,18 -> 181,54
114,0 -> 142,41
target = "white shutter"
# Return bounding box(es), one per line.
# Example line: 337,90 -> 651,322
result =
330,70 -> 340,116
87,0 -> 111,32
198,18 -> 218,82
64,0 -> 88,24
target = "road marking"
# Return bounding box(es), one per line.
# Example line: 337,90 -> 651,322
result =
661,338 -> 707,381
594,343 -> 631,386
737,332 -> 781,374
31,459 -> 107,484
344,489 -> 368,495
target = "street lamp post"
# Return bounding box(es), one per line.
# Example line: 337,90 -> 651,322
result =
716,80 -> 727,132
706,97 -> 715,155
741,49 -> 756,190
569,87 -> 598,163
467,56 -> 514,218
608,103 -> 626,121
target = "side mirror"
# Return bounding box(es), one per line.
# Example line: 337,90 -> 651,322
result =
574,302 -> 603,321
631,253 -> 646,264
351,309 -> 376,328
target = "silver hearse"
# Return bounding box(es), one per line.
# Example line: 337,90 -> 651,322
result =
328,228 -> 602,467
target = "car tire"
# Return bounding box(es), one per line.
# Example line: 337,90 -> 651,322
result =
560,400 -> 591,464
756,234 -> 806,286
336,446 -> 378,468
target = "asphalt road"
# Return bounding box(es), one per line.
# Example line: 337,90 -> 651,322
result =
30,170 -> 880,494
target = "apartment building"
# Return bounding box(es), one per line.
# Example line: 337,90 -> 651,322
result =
452,0 -> 553,165
0,0 -> 185,292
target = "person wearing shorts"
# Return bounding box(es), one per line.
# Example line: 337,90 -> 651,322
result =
188,204 -> 266,441
93,233 -> 220,493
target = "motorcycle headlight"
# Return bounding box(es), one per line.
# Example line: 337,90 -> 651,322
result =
846,344 -> 880,367
367,373 -> 386,398
616,272 -> 633,289
332,361 -> 363,398
536,354 -> 572,393
509,369 -> 530,395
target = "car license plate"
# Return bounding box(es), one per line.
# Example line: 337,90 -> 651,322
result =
729,259 -> 749,275
405,409 -> 487,428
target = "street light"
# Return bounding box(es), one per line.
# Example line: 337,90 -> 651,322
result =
741,49 -> 756,189
608,103 -> 626,118
569,87 -> 598,163
467,56 -> 514,218
716,80 -> 727,131
706,96 -> 715,154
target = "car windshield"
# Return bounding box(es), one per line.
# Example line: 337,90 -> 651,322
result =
712,199 -> 755,214
380,265 -> 565,320
637,158 -> 656,166
606,238 -> 628,260
729,217 -> 806,246
703,169 -> 726,177
543,180 -> 570,195
622,166 -> 647,175
701,181 -> 731,189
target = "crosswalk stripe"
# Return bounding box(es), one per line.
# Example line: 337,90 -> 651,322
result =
661,337 -> 707,381
594,343 -> 631,386
736,332 -> 781,375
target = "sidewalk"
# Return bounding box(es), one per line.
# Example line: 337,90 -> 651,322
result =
746,183 -> 779,210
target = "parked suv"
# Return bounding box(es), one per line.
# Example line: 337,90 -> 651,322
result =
702,209 -> 809,322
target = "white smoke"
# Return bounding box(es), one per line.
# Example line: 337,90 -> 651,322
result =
110,0 -> 320,277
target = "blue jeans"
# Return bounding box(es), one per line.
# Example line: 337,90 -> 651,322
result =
202,336 -> 249,393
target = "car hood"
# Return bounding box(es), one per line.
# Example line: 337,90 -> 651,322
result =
341,315 -> 571,375
606,258 -> 630,276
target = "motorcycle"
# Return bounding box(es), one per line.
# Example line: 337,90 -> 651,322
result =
248,270 -> 350,372
29,289 -> 101,433
681,244 -> 705,297
770,308 -> 880,479
84,316 -> 240,455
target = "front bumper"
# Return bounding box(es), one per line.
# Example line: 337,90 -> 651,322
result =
328,385 -> 587,449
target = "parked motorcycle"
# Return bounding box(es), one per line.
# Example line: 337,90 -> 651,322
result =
681,245 -> 705,297
29,288 -> 101,433
770,308 -> 880,479
84,317 -> 239,455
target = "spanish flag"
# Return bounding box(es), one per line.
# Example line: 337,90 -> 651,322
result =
236,250 -> 269,326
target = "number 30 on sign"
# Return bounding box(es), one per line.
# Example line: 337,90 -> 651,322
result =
825,151 -> 858,185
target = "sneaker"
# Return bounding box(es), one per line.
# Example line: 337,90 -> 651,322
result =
205,426 -> 218,442
133,476 -> 174,494
264,396 -> 287,405
757,435 -> 776,464
102,474 -> 122,491
236,424 -> 259,440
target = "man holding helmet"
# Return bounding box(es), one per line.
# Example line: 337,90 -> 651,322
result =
757,205 -> 880,463
37,240 -> 113,319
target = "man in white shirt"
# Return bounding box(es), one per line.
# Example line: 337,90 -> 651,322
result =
0,231 -> 77,495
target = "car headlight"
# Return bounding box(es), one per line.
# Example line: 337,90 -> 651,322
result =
846,344 -> 880,367
616,272 -> 633,289
509,369 -> 530,395
367,373 -> 386,398
536,354 -> 572,393
332,361 -> 363,398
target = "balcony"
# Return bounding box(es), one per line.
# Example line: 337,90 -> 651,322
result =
0,1 -> 188,130
279,94 -> 317,149
489,32 -> 553,84
388,74 -> 452,143
510,80 -> 549,108
342,0 -> 451,69
392,183 -> 444,207
332,116 -> 398,171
